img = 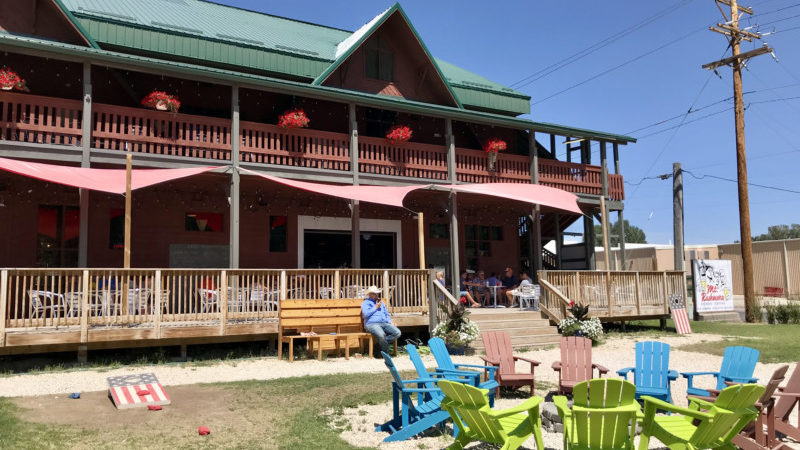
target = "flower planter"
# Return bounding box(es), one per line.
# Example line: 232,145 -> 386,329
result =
155,101 -> 168,111
1,85 -> 12,91
445,344 -> 466,355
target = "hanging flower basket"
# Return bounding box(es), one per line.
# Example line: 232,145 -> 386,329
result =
386,125 -> 412,145
278,109 -> 310,129
141,91 -> 180,112
483,138 -> 507,171
0,67 -> 29,92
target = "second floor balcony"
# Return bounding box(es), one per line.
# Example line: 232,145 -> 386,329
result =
0,91 -> 625,200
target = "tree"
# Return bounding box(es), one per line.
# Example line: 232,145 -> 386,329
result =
752,224 -> 800,241
594,220 -> 646,247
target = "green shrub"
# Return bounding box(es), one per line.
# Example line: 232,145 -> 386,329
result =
775,305 -> 791,324
765,305 -> 777,324
787,303 -> 800,324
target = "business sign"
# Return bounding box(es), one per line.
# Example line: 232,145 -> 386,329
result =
692,259 -> 734,313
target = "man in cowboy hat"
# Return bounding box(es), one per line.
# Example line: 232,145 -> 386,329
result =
361,285 -> 401,356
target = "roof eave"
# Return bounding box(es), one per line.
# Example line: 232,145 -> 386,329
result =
51,0 -> 101,49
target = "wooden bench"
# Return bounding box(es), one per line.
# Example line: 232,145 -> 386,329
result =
764,286 -> 784,297
278,299 -> 374,362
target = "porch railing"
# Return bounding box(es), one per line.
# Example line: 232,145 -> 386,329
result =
0,268 -> 430,344
538,270 -> 685,320
0,91 -> 624,200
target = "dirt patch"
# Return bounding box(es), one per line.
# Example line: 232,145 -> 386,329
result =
12,385 -> 257,446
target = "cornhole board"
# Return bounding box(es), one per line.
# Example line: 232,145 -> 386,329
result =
670,294 -> 692,335
107,373 -> 171,410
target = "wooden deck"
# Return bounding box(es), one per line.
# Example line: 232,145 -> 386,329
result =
537,270 -> 686,323
0,91 -> 625,200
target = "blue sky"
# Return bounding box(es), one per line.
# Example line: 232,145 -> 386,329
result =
215,0 -> 800,245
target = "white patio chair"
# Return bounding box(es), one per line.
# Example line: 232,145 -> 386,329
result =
28,290 -> 66,319
197,288 -> 219,313
515,284 -> 540,311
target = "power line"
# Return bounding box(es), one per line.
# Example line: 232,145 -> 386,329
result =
508,0 -> 694,89
682,169 -> 800,194
531,25 -> 708,105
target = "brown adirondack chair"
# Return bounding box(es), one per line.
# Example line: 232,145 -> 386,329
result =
551,336 -> 609,395
773,362 -> 800,445
480,331 -> 541,398
689,363 -> 792,450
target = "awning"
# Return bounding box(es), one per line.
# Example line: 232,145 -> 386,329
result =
0,157 -> 224,194
241,169 -> 426,208
441,183 -> 583,215
242,170 -> 582,215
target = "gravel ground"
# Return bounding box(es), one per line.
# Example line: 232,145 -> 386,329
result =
1,333 -> 798,448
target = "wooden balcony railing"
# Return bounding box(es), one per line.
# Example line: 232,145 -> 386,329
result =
0,92 -> 624,199
358,136 -> 448,180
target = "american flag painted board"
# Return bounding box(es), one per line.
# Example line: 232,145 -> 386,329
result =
670,294 -> 692,335
107,373 -> 171,410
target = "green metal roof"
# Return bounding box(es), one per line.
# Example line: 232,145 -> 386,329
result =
0,32 -> 635,143
58,0 -> 529,114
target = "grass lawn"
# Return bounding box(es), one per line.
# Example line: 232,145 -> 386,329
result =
604,319 -> 800,363
0,372 -> 399,450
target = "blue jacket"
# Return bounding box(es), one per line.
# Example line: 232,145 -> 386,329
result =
362,297 -> 391,325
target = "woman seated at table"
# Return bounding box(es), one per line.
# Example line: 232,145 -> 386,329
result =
452,271 -> 481,308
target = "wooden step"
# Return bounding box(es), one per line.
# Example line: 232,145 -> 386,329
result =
476,326 -> 558,337
473,319 -> 552,330
468,310 -> 546,321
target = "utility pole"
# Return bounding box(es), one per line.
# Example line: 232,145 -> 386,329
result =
702,0 -> 772,323
673,163 -> 684,273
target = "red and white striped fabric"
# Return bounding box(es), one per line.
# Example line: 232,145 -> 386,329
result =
109,383 -> 171,410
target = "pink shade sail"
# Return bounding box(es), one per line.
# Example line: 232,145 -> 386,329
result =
242,169 -> 428,208
439,183 -> 583,215
0,157 -> 224,194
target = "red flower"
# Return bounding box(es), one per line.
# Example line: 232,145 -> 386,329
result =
278,109 -> 310,129
569,299 -> 575,308
0,67 -> 29,92
483,138 -> 507,153
386,125 -> 413,144
141,91 -> 181,112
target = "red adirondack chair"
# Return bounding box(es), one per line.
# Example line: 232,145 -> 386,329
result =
551,336 -> 609,395
480,331 -> 541,398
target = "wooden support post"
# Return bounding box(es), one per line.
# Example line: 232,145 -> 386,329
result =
663,272 -> 670,315
180,344 -> 188,362
417,212 -> 425,269
351,201 -> 361,268
606,272 -> 613,315
446,119 -> 456,183
78,62 -> 92,267
673,162 -> 685,272
280,270 -> 287,301
349,104 -> 360,269
219,270 -> 228,336
230,86 -> 241,269
77,345 -> 88,364
634,272 -> 642,316
428,270 -> 438,333
80,270 -> 89,343
122,154 -> 132,317
600,196 -> 611,270
334,270 -> 341,299
533,206 -> 542,281
550,134 -> 557,158
555,214 -> 563,269
448,192 -> 460,298
614,142 -> 626,270
0,270 -> 7,347
154,270 -> 162,339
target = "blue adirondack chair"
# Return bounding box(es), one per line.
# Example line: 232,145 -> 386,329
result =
617,341 -> 679,403
406,343 -> 497,407
428,337 -> 500,394
682,345 -> 760,397
376,351 -> 452,442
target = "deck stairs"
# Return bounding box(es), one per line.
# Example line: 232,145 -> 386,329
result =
467,308 -> 562,352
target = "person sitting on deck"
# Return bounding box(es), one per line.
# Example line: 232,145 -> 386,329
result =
452,271 -> 481,307
499,266 -> 519,306
469,271 -> 491,306
361,285 -> 401,356
506,272 -> 532,307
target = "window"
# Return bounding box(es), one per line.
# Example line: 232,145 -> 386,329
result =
429,223 -> 449,239
464,225 -> 503,265
270,215 -> 287,252
36,205 -> 79,267
185,212 -> 223,232
365,36 -> 393,81
109,208 -> 124,249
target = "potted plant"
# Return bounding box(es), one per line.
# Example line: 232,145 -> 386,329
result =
278,109 -> 310,129
141,91 -> 181,112
386,125 -> 412,144
432,302 -> 480,355
483,138 -> 507,171
557,300 -> 604,342
0,67 -> 29,92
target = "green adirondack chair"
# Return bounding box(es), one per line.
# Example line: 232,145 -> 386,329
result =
638,383 -> 766,450
437,379 -> 545,450
553,378 -> 641,450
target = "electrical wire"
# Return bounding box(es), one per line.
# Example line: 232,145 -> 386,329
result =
682,169 -> 800,194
